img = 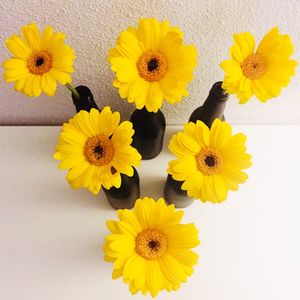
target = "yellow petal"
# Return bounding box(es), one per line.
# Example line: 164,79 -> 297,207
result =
194,121 -> 210,148
213,175 -> 228,202
159,253 -> 187,285
111,121 -> 134,147
178,132 -> 200,154
5,34 -> 32,60
41,72 -> 57,96
257,27 -> 294,59
145,260 -> 165,297
168,156 -> 198,181
230,32 -> 255,63
40,26 -> 54,49
145,82 -> 164,112
32,75 -> 42,97
210,119 -> 232,149
137,18 -> 162,50
22,74 -> 36,96
117,209 -> 143,233
98,106 -> 120,137
3,66 -> 29,82
49,68 -> 71,85
66,161 -> 90,181
21,22 -> 41,51
181,171 -> 204,196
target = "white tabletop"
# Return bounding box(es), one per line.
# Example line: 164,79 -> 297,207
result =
0,125 -> 299,300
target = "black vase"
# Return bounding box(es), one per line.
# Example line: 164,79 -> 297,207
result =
189,81 -> 228,125
103,168 -> 140,209
71,85 -> 99,113
130,107 -> 166,160
164,175 -> 194,208
164,81 -> 229,208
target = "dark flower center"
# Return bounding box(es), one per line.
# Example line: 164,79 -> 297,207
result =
36,57 -> 45,67
148,240 -> 159,251
196,148 -> 223,176
135,229 -> 167,260
137,51 -> 168,82
28,51 -> 53,75
84,135 -> 114,166
204,155 -> 216,167
94,145 -> 103,156
147,58 -> 159,72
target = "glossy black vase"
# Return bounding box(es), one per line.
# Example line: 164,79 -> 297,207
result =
103,168 -> 140,209
164,81 -> 229,208
130,108 -> 166,160
189,81 -> 228,125
164,174 -> 194,208
71,85 -> 99,113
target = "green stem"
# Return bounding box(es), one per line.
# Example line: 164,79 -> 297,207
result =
66,83 -> 80,99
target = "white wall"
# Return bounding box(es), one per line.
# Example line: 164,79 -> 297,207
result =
1,0 -> 300,125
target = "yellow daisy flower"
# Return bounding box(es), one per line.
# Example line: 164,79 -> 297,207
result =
54,107 -> 141,195
220,27 -> 297,104
104,197 -> 200,297
3,22 -> 75,97
108,18 -> 197,112
168,119 -> 252,203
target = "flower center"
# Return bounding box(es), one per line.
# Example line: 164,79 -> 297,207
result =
135,228 -> 167,260
84,135 -> 114,166
196,148 -> 223,176
137,50 -> 168,82
241,53 -> 267,80
28,51 -> 53,75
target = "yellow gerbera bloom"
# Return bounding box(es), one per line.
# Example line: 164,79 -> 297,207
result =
3,22 -> 75,97
104,197 -> 200,297
220,27 -> 297,104
54,107 -> 141,195
168,119 -> 252,203
108,18 -> 197,112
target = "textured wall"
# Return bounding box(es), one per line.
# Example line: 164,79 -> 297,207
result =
1,0 -> 300,125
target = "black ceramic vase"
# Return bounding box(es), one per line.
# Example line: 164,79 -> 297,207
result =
164,174 -> 194,208
103,168 -> 140,209
164,81 -> 229,208
71,85 -> 99,113
130,107 -> 166,160
189,81 -> 228,125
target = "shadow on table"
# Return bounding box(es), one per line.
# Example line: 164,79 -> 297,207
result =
140,175 -> 166,200
38,179 -> 114,212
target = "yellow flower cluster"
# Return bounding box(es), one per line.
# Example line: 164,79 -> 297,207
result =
2,19 -> 297,299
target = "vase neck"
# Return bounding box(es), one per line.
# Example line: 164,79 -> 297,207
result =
190,81 -> 229,128
72,85 -> 99,113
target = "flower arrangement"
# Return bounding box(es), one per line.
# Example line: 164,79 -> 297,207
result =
108,18 -> 198,159
2,19 -> 298,297
164,27 -> 296,207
